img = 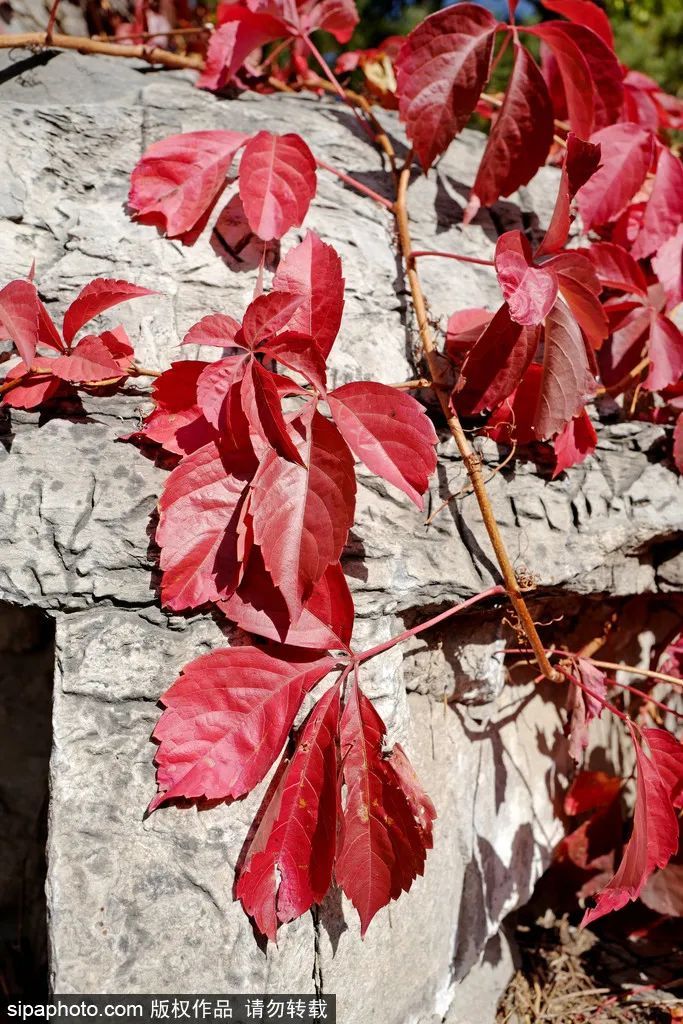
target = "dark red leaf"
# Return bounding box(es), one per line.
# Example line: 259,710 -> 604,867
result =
456,303 -> 540,415
222,554 -> 354,650
576,124 -> 654,230
546,251 -> 609,349
565,657 -> 606,761
536,134 -> 602,257
396,4 -> 498,171
583,725 -> 683,925
552,409 -> 597,477
129,131 -> 248,238
495,231 -> 558,326
534,300 -> 596,439
467,43 -> 554,214
483,363 -> 543,446
272,232 -> 345,359
445,308 -> 492,364
182,313 -> 242,349
238,132 -> 317,241
250,407 -> 356,619
540,0 -> 614,49
327,381 -> 437,509
564,771 -> 622,816
539,22 -> 623,130
61,279 -> 154,347
149,644 -> 335,811
156,441 -> 256,611
631,147 -> 683,261
236,682 -> 341,939
529,23 -> 595,137
197,8 -> 287,92
335,679 -> 435,936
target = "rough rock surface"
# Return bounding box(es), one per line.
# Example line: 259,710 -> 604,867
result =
0,51 -> 682,1020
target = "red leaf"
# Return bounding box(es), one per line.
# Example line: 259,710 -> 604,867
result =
565,656 -> 606,761
182,313 -> 242,349
251,407 -> 356,620
242,291 -> 305,349
646,728 -> 683,809
304,0 -> 358,43
445,308 -> 492,364
534,300 -> 596,439
631,147 -> 683,261
238,132 -> 317,242
196,355 -> 248,430
542,22 -> 623,130
540,0 -> 614,49
0,280 -> 52,366
483,363 -> 543,446
653,225 -> 683,310
212,193 -> 281,272
536,134 -> 602,257
547,251 -> 609,349
130,360 -> 216,457
674,414 -> 683,474
197,8 -> 287,92
395,4 -> 498,171
457,303 -> 540,415
530,23 -> 595,137
576,124 -> 654,230
646,313 -> 683,393
272,232 -> 345,359
0,357 -> 68,409
564,770 -> 622,816
156,441 -> 256,611
336,680 -> 435,936
585,241 -> 648,296
236,683 -> 341,939
241,358 -> 305,464
583,725 -> 682,925
129,131 -> 248,238
259,332 -> 328,393
222,555 -> 354,650
61,279 -> 154,347
468,44 -> 554,212
327,381 -> 437,509
48,335 -> 125,383
495,231 -> 558,326
149,644 -> 335,811
552,409 -> 597,477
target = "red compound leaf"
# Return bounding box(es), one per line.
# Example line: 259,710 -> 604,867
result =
466,43 -> 554,216
222,554 -> 354,650
156,440 -> 257,611
272,232 -> 345,359
335,679 -> 435,936
47,335 -> 127,383
129,131 -> 249,239
327,381 -> 437,509
395,4 -> 498,171
583,726 -> 683,926
197,7 -> 287,92
494,231 -> 558,326
250,406 -> 356,620
238,132 -> 317,242
148,643 -> 336,811
236,682 -> 341,940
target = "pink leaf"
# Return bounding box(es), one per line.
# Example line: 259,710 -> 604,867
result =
0,280 -> 49,366
583,725 -> 683,925
552,409 -> 598,477
272,232 -> 345,358
129,131 -> 249,238
196,355 -> 248,431
336,679 -> 435,936
468,44 -> 554,211
62,278 -> 154,346
565,656 -> 606,761
250,407 -> 356,620
495,231 -> 558,326
305,0 -> 358,43
653,225 -> 683,310
238,132 -> 317,241
182,313 -> 242,349
149,644 -> 335,811
327,381 -> 437,509
236,683 -> 341,939
396,4 -> 498,171
576,124 -> 654,230
156,441 -> 256,611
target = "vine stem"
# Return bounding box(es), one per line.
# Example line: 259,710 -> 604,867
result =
410,250 -> 495,268
394,163 -> 562,683
315,158 -> 394,210
0,32 -> 204,70
356,585 -> 506,664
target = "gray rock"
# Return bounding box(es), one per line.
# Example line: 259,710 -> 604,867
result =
0,51 -> 681,1022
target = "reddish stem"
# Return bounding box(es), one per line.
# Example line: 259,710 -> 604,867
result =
409,250 -> 495,268
315,158 -> 394,211
356,585 -> 506,664
562,669 -> 630,724
606,678 -> 683,721
300,34 -> 377,145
